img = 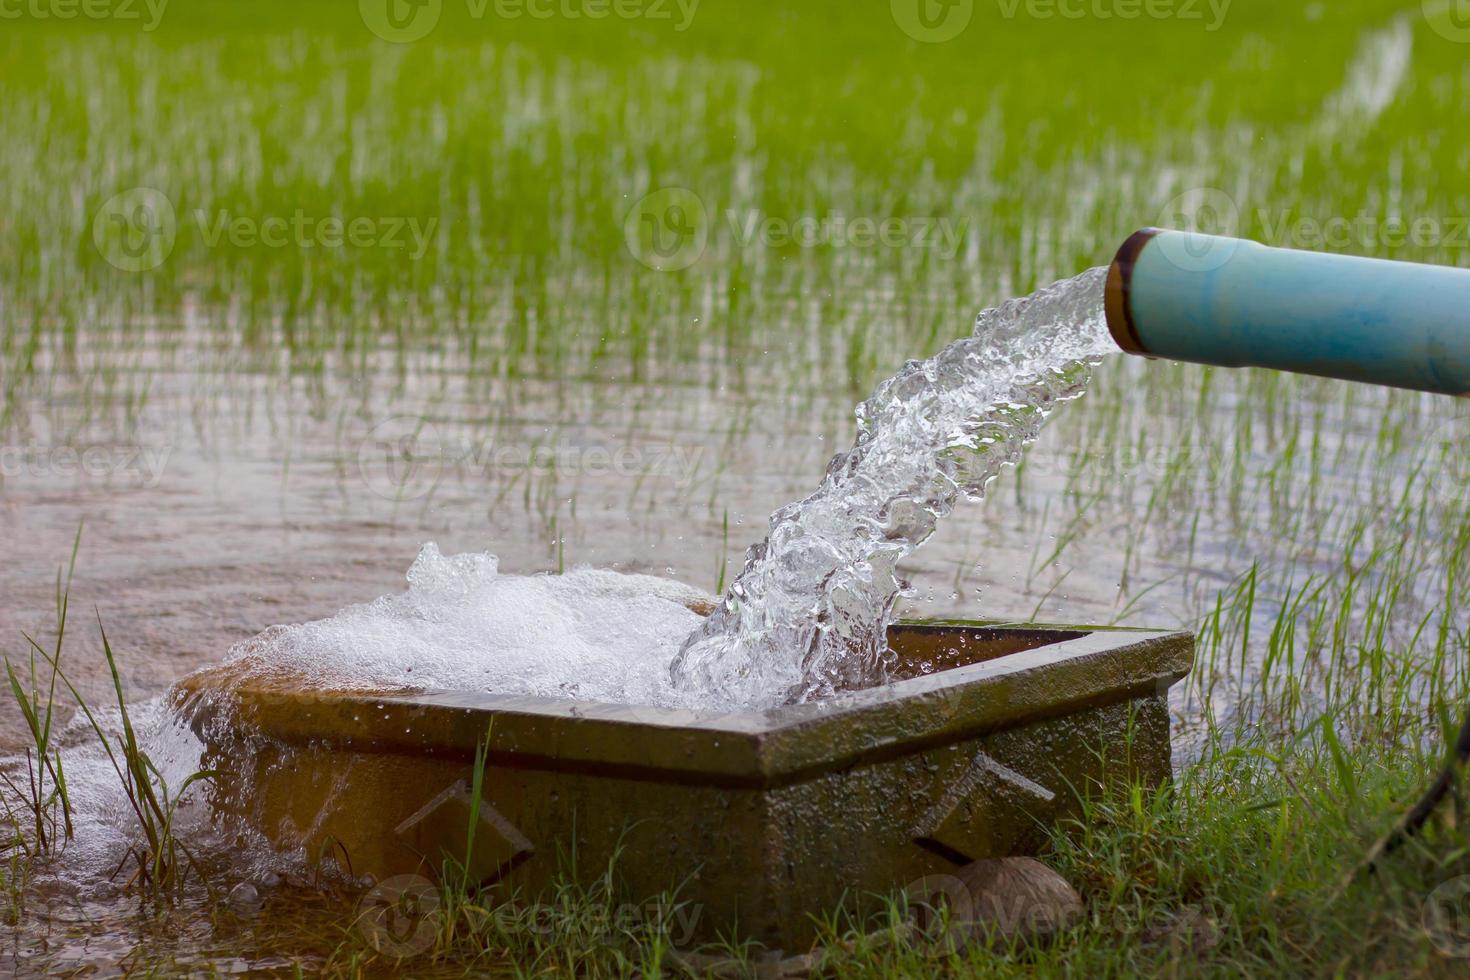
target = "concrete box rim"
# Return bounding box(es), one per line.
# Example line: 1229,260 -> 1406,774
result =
177,621 -> 1193,789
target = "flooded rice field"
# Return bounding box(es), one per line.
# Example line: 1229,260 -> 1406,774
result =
3,2 -> 1469,974
5,289 -> 1462,755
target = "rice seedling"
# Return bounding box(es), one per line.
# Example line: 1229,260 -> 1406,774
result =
0,534 -> 218,900
50,621 -> 219,897
3,0 -> 1470,973
0,530 -> 79,857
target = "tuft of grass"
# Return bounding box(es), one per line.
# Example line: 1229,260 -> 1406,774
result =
2,1 -> 1469,974
0,533 -> 218,902
279,731 -> 1470,978
330,843 -> 696,977
52,619 -> 219,896
0,528 -> 80,858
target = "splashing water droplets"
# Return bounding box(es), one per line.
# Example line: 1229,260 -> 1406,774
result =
669,266 -> 1114,709
7,269 -> 1116,906
120,269 -> 1111,728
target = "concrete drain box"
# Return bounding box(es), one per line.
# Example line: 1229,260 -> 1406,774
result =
179,622 -> 1192,951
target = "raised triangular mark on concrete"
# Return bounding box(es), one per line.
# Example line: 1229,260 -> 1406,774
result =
911,749 -> 1056,865
395,779 -> 533,883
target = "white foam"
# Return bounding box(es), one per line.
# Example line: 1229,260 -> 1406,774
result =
220,543 -> 710,708
671,266 -> 1114,709
10,261 -> 1113,889
21,698 -> 212,890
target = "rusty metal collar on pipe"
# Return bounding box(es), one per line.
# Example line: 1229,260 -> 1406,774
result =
1103,227 -> 1159,357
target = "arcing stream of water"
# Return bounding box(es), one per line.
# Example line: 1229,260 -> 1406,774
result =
670,265 -> 1115,708
10,267 -> 1119,916
204,265 -> 1116,711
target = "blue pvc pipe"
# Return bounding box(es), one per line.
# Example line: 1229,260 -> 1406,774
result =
1104,229 -> 1470,396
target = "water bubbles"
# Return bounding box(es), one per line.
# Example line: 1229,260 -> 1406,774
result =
671,267 -> 1114,709
186,270 -> 1113,719
219,543 -> 712,710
